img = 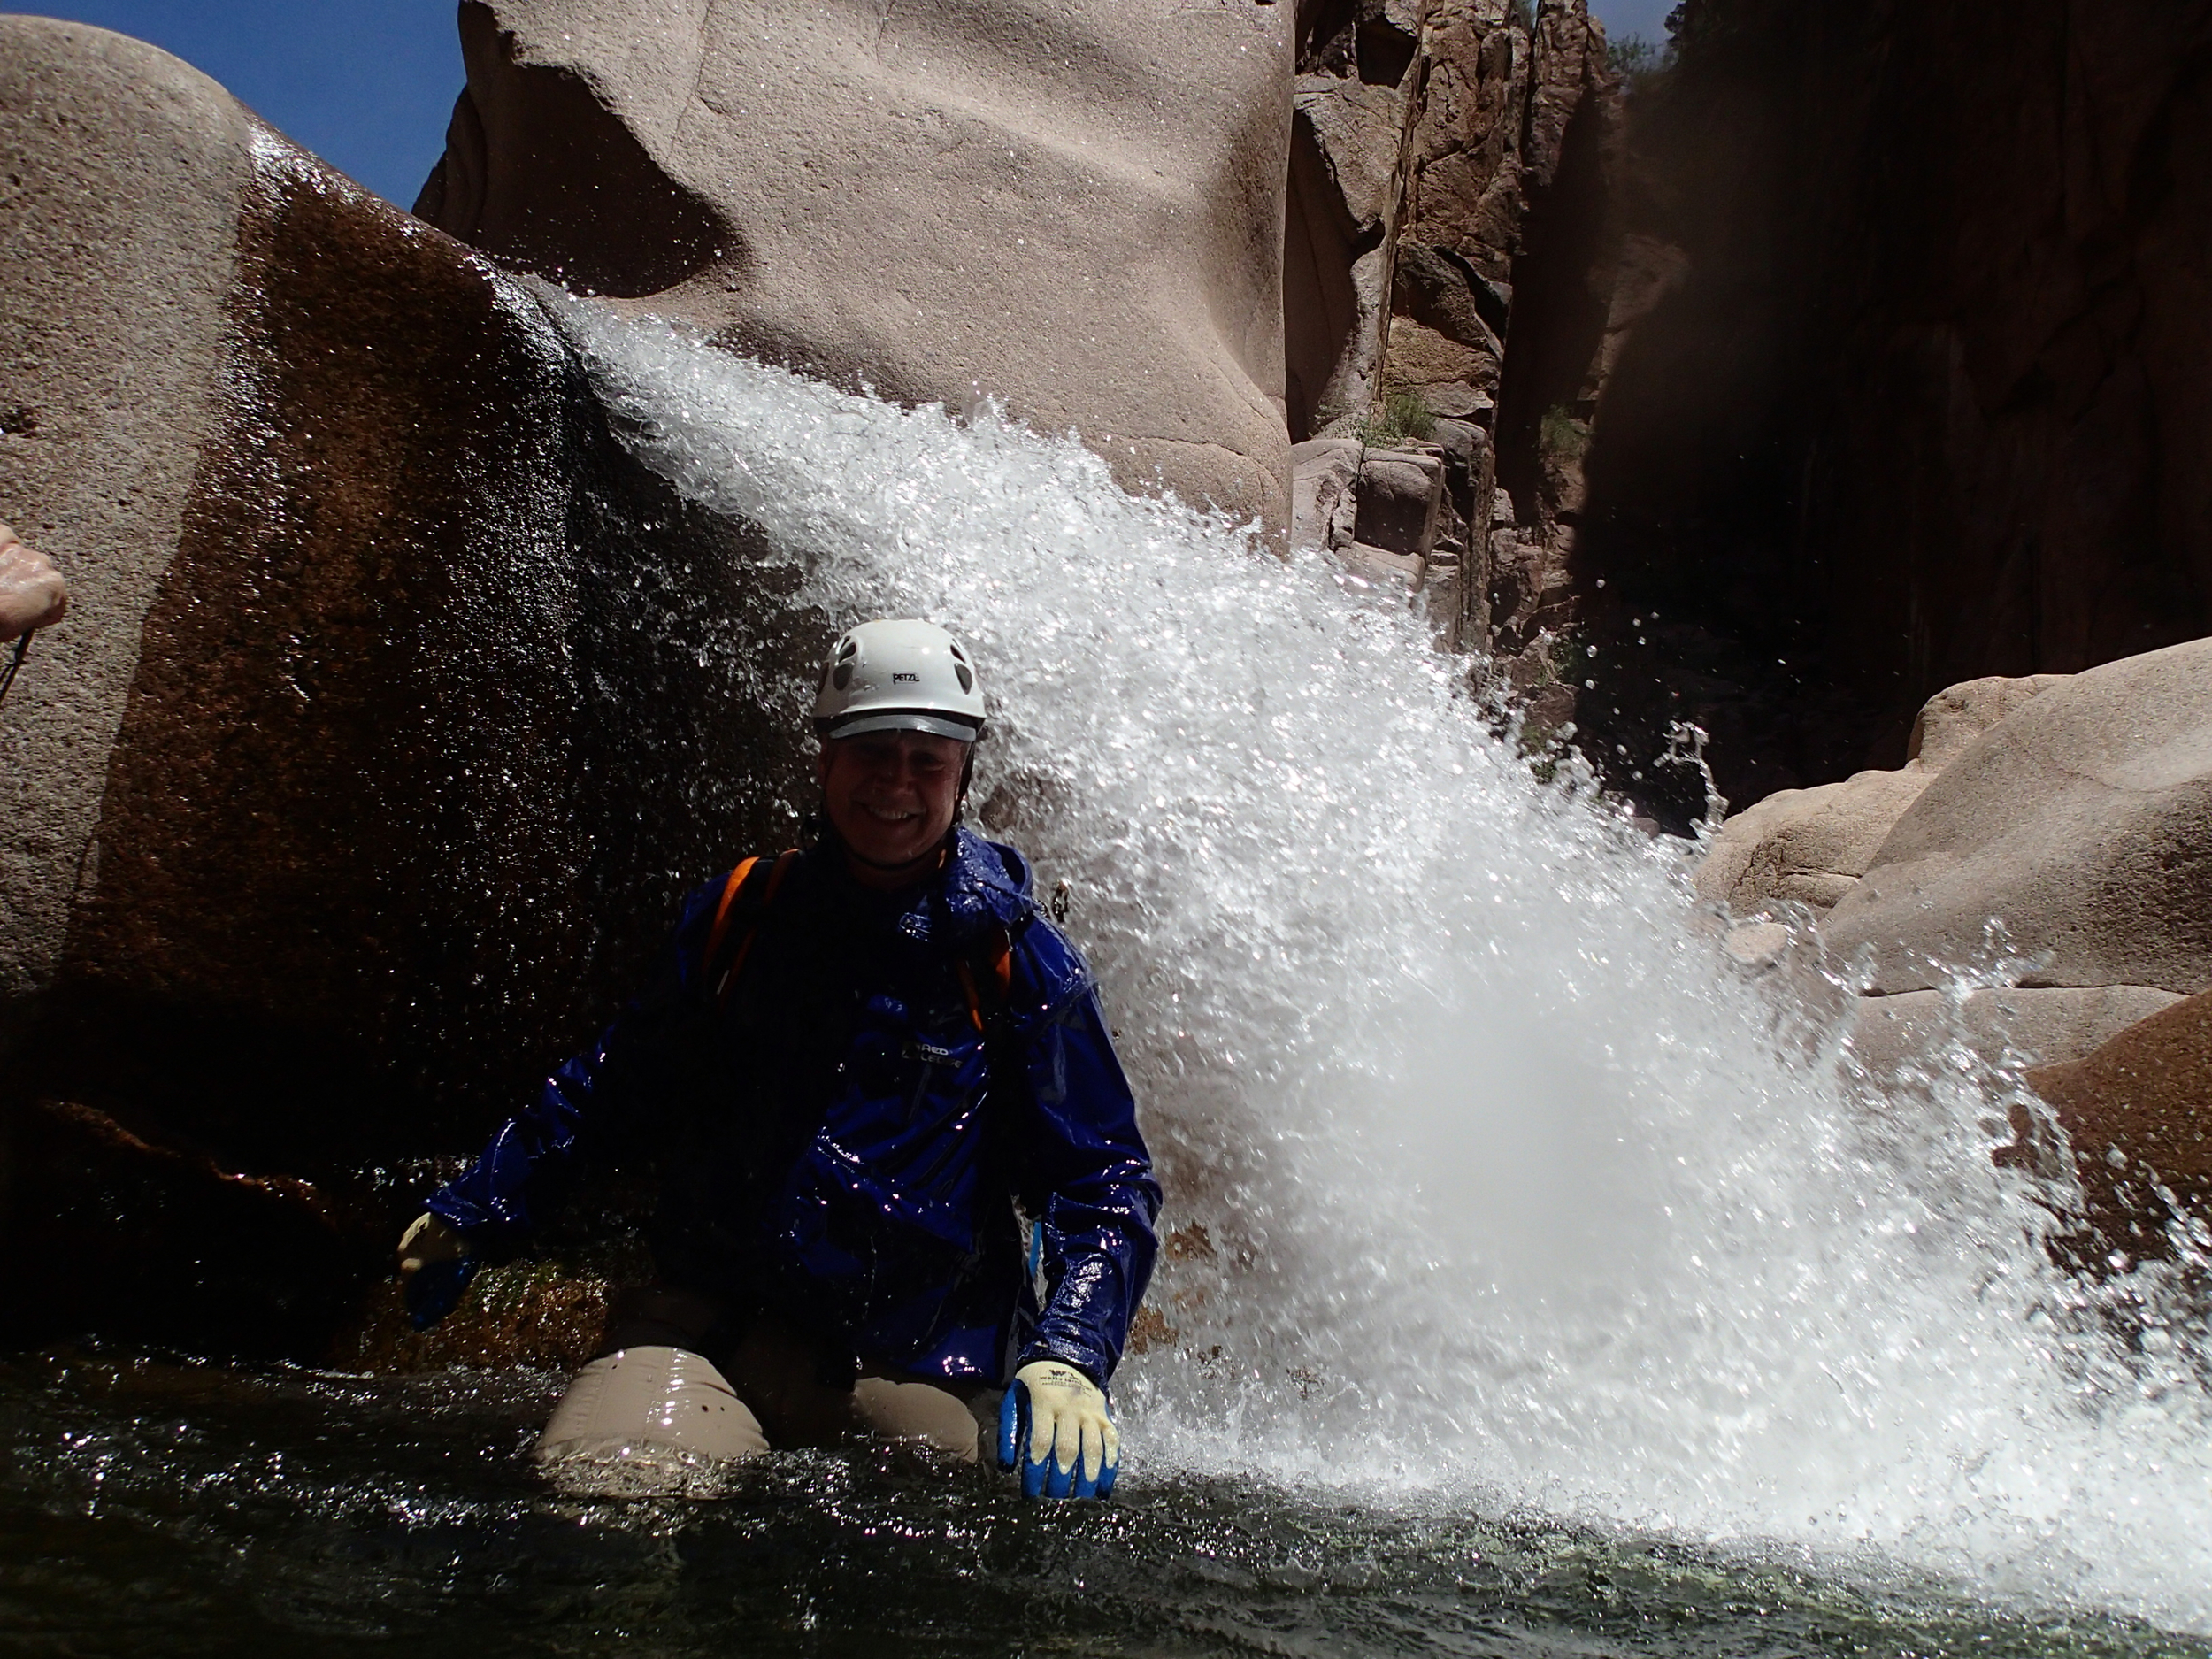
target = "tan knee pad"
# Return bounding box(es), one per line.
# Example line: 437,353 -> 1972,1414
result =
850,1374 -> 990,1463
535,1345 -> 769,1474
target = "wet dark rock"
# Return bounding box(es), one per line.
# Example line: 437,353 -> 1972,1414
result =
2012,990 -> 2212,1269
6,1099 -> 377,1359
334,1268 -> 612,1375
0,19 -> 804,1360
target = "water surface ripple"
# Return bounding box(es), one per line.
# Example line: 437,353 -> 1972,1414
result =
1,1352 -> 2201,1657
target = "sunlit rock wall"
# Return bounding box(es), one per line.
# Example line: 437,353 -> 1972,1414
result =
414,0 -> 1296,534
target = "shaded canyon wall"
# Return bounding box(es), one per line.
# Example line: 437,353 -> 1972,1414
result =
1570,0 -> 2212,825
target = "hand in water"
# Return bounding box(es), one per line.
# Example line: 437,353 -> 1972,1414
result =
396,1213 -> 475,1329
0,526 -> 66,642
999,1359 -> 1118,1499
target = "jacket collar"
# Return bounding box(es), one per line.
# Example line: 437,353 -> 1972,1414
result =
811,825 -> 1033,948
935,826 -> 1033,936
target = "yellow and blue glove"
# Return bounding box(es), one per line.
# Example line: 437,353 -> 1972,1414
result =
396,1211 -> 478,1330
998,1359 -> 1118,1499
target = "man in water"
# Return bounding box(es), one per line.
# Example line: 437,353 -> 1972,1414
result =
397,619 -> 1158,1498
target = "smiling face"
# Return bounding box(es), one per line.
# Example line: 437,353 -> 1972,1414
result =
817,729 -> 970,887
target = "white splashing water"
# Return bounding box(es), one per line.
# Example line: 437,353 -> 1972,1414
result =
550,296 -> 2212,1632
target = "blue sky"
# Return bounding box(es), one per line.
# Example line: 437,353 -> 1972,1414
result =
14,2 -> 463,206
11,1 -> 1670,207
1593,0 -> 1673,44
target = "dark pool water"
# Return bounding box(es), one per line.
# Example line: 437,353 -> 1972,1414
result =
0,1350 -> 2202,1659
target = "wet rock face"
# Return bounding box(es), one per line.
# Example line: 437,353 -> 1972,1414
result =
2014,990 -> 2212,1271
6,1098 -> 380,1358
1576,0 -> 2212,824
418,0 -> 1296,534
1851,986 -> 2183,1084
334,1268 -> 614,1375
0,19 -> 805,1359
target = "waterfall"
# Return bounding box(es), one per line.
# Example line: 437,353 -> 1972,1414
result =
548,295 -> 2212,1632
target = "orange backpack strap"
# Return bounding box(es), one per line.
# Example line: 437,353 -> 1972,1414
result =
703,857 -> 761,975
702,849 -> 800,1005
956,918 -> 1016,1033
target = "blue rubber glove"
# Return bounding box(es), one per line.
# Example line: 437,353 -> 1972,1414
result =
403,1255 -> 480,1329
998,1360 -> 1118,1499
396,1212 -> 477,1330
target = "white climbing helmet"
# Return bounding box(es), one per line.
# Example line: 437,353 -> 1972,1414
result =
812,618 -> 987,742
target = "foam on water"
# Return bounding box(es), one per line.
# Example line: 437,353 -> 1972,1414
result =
552,296 -> 2212,1632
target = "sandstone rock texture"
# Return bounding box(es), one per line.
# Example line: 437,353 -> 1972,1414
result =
1290,435 -> 1361,554
1826,639 -> 2212,999
1,19 -> 798,1359
1698,642 -> 2212,1074
1573,0 -> 2212,825
0,21 -> 255,1032
0,528 -> 66,641
1697,672 -> 2069,917
416,0 -> 1295,534
1351,448 -> 1443,557
1849,985 -> 2182,1082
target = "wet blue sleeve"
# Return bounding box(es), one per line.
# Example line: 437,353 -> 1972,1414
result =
425,878 -> 725,1246
1010,922 -> 1162,1388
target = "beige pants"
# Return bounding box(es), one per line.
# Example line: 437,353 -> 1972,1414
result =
535,1286 -> 993,1467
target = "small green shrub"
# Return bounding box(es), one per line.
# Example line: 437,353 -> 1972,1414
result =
1384,388 -> 1438,443
1508,0 -> 1535,33
1662,0 -> 1749,54
1607,34 -> 1663,79
1360,388 -> 1438,448
1543,629 -> 1584,685
1540,402 -> 1588,462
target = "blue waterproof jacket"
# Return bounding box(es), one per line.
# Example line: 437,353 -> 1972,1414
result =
426,828 -> 1160,1387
